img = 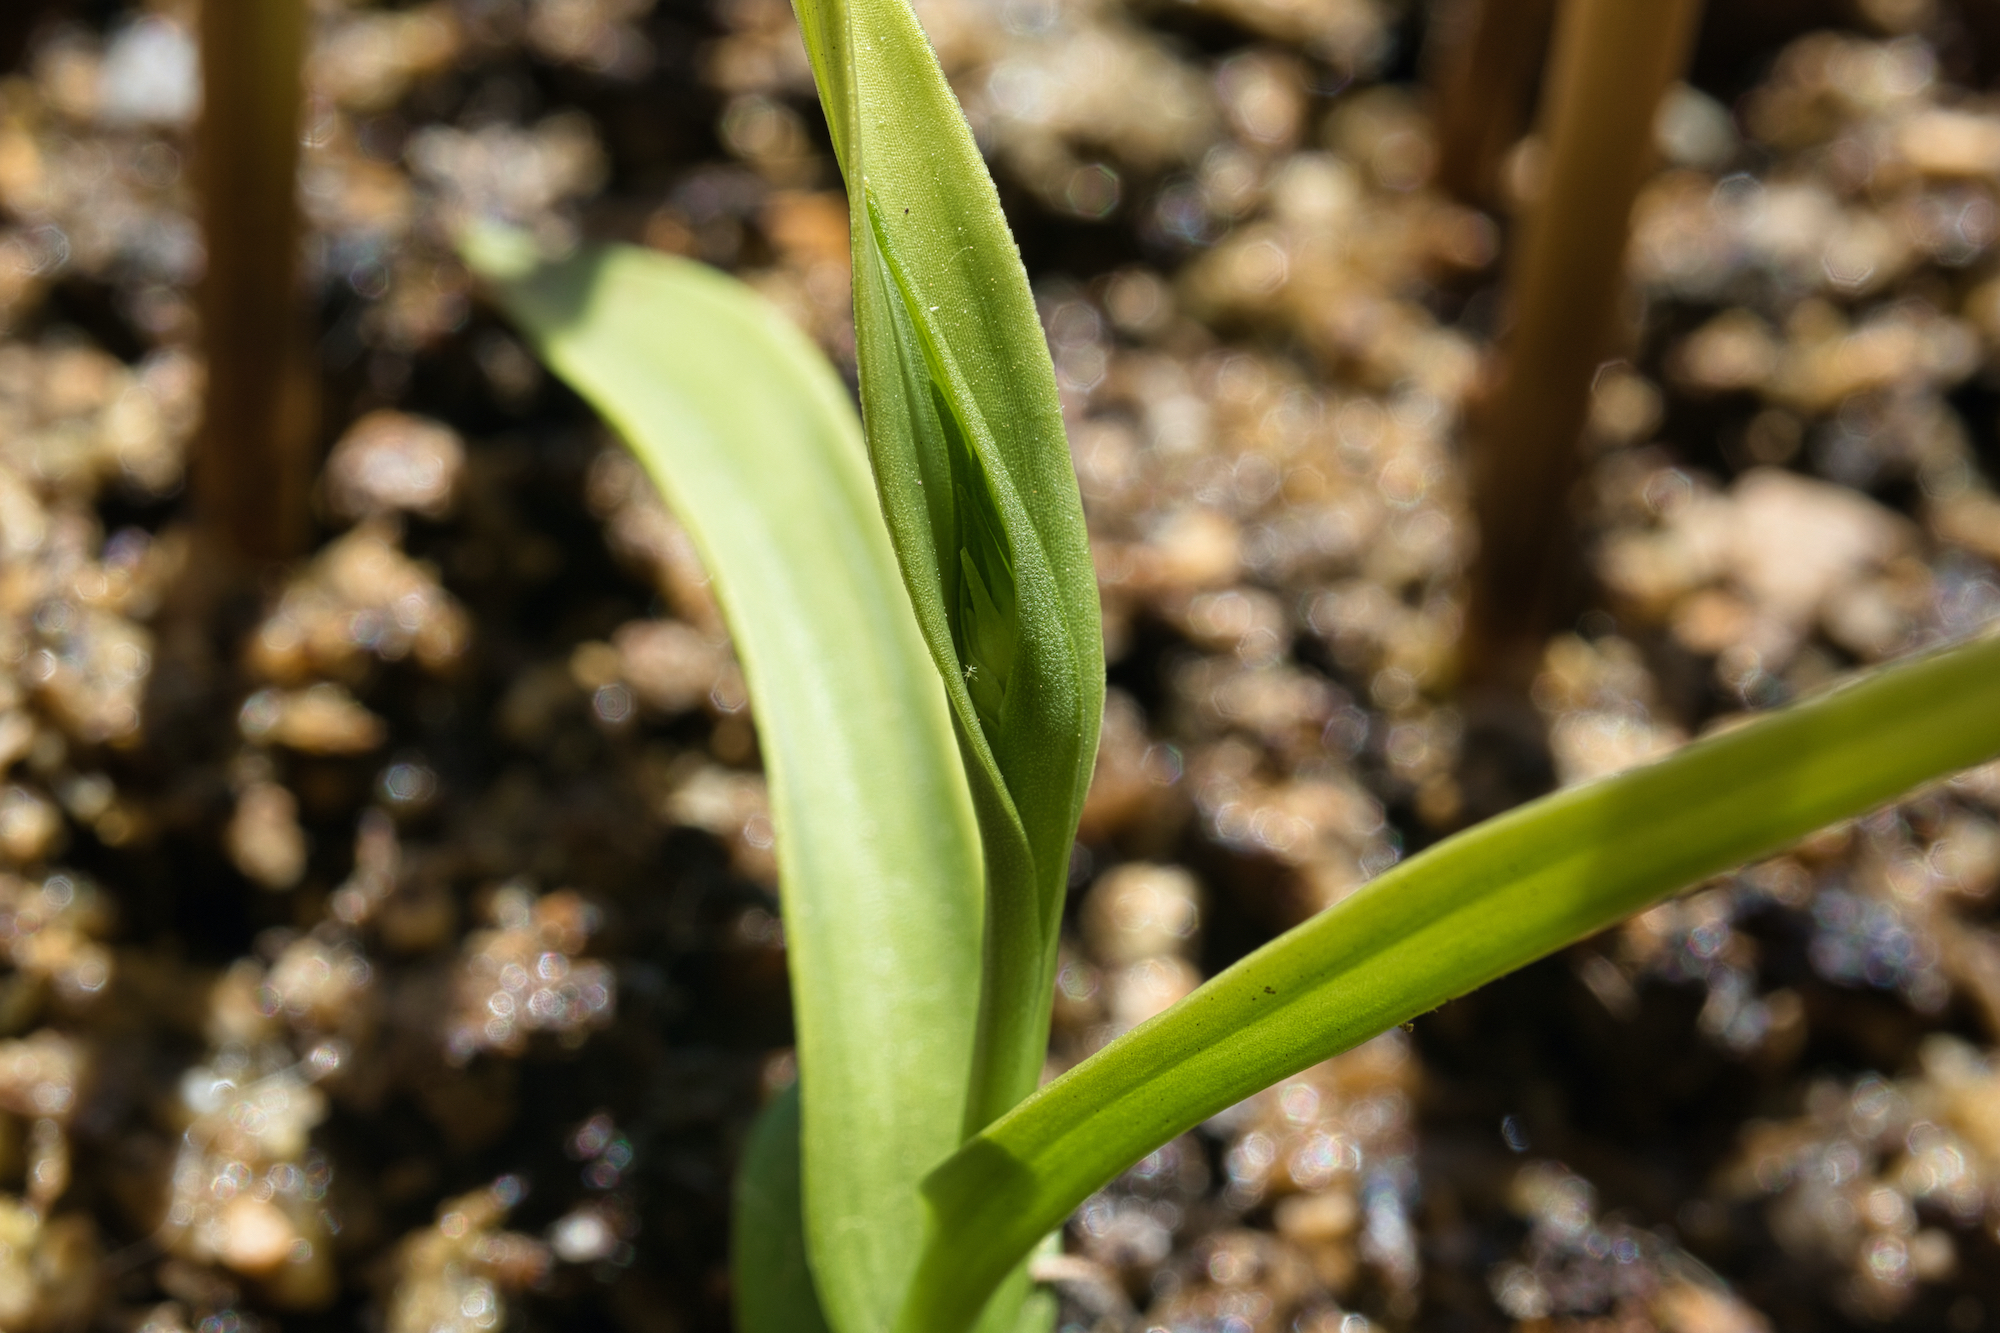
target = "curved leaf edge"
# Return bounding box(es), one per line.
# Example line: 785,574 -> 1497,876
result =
464,229 -> 986,1333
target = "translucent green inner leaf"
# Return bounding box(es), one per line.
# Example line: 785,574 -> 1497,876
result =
936,393 -> 1018,734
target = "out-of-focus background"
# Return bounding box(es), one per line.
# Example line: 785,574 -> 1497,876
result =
0,0 -> 1995,1329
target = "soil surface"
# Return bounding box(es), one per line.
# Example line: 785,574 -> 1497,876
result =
0,1 -> 1996,1332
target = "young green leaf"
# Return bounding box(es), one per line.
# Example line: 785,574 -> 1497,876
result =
904,631 -> 2000,1333
734,1084 -> 833,1333
462,231 -> 984,1333
793,0 -> 1106,1141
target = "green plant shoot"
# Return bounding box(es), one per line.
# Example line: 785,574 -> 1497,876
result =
468,7 -> 2000,1328
793,0 -> 1108,1154
901,629 -> 2000,1332
471,227 -> 2000,1333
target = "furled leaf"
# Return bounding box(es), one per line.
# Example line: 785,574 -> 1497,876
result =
463,231 -> 983,1333
792,0 -> 1106,1142
904,632 -> 2000,1333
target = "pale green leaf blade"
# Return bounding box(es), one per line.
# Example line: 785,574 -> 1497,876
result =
463,233 -> 982,1333
734,1083 -> 833,1333
794,0 -> 1105,1138
906,633 -> 2000,1333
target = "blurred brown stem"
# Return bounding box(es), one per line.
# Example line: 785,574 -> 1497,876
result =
196,0 -> 314,568
1427,0 -> 1557,206
1463,0 -> 1702,696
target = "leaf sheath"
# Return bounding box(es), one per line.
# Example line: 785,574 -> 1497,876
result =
792,0 -> 1105,1140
